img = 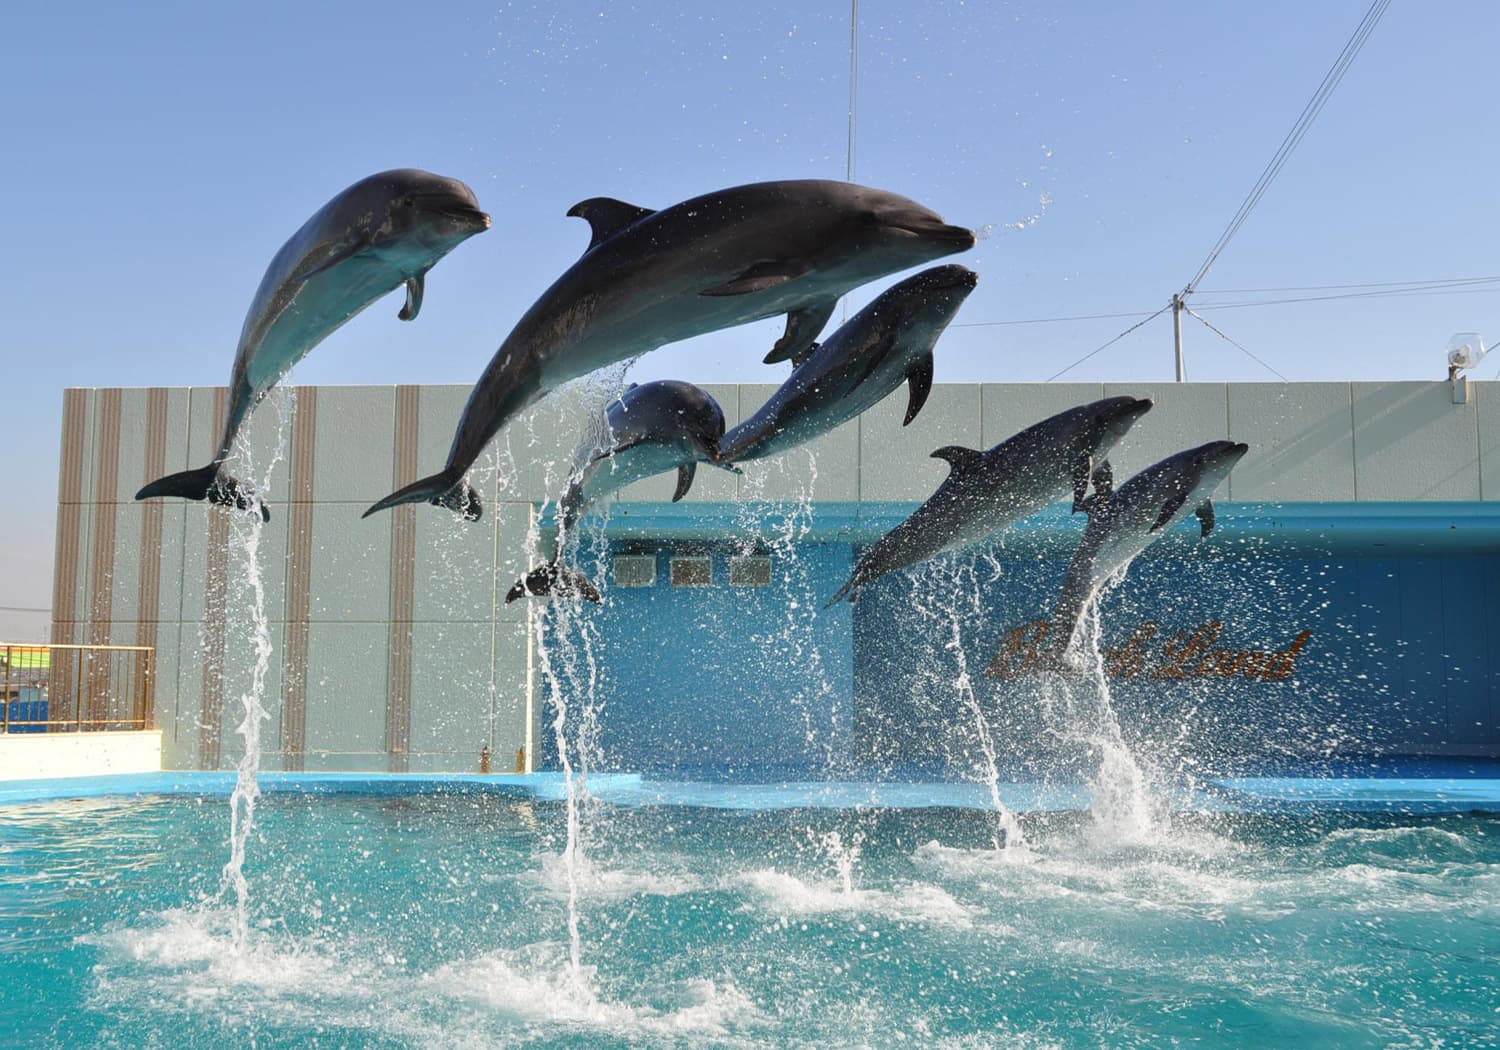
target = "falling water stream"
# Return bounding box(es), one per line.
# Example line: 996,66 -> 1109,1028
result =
908,560 -> 1024,850
217,388 -> 294,950
519,370 -> 631,983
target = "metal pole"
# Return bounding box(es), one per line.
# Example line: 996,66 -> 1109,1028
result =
1172,294 -> 1186,382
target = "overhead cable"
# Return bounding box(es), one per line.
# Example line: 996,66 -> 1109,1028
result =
1183,307 -> 1289,382
1045,304 -> 1172,382
1183,0 -> 1392,295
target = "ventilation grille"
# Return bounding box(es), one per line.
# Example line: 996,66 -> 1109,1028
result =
729,555 -> 771,587
669,556 -> 712,588
612,554 -> 656,588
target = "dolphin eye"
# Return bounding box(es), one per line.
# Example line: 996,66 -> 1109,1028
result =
402,195 -> 415,207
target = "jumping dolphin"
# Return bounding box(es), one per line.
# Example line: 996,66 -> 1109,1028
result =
826,397 -> 1155,605
136,169 -> 490,520
363,179 -> 976,521
1046,439 -> 1250,660
505,380 -> 739,604
718,265 -> 978,465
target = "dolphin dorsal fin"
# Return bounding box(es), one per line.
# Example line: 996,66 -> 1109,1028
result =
931,445 -> 982,475
567,197 -> 656,251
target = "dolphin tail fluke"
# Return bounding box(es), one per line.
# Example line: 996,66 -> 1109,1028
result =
135,464 -> 269,523
363,471 -> 482,521
504,563 -> 603,604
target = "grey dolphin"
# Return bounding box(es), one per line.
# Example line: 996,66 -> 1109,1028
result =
363,179 -> 975,521
718,265 -> 978,465
136,168 -> 490,520
1047,439 -> 1250,660
826,396 -> 1155,605
505,380 -> 739,604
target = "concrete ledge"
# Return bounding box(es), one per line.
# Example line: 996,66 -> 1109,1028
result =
0,731 -> 162,781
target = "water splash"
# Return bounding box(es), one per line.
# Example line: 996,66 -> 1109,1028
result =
1041,580 -> 1159,842
908,560 -> 1024,849
218,387 -> 293,951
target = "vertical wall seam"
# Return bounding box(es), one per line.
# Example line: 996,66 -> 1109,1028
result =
199,388 -> 231,769
1348,382 -> 1360,502
86,389 -> 122,725
281,386 -> 317,771
386,385 -> 419,772
135,388 -> 169,727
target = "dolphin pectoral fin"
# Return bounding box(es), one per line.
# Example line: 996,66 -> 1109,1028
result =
566,197 -> 656,251
1149,491 -> 1189,533
701,259 -> 813,298
1092,460 -> 1114,500
397,274 -> 425,321
764,298 -> 836,365
1195,499 -> 1216,538
1071,453 -> 1093,513
672,462 -> 698,502
931,445 -> 983,475
903,353 -> 935,426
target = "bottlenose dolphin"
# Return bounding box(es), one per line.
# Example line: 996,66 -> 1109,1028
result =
136,169 -> 490,520
1047,439 -> 1250,660
505,380 -> 739,603
827,396 -> 1155,605
364,179 -> 976,521
718,265 -> 978,465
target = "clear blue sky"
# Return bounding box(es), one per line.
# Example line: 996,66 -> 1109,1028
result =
2,1 -> 1496,637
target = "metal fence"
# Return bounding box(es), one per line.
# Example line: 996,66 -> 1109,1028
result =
1,644 -> 155,733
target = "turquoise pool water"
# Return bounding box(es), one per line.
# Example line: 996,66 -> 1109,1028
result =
2,780 -> 1497,1048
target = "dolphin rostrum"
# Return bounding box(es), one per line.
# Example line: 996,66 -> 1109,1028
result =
718,265 -> 978,465
136,169 -> 490,520
826,397 -> 1155,605
1046,439 -> 1250,661
364,179 -> 976,521
505,380 -> 739,604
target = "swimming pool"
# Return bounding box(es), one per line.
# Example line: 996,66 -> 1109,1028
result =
3,774 -> 1496,1048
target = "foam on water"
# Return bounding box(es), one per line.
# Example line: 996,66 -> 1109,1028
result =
738,868 -> 976,928
522,849 -> 703,902
429,943 -> 762,1041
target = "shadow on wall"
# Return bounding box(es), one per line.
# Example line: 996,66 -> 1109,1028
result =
1353,383 -> 1480,499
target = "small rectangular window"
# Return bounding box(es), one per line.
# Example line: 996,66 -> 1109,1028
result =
670,556 -> 712,587
729,555 -> 771,587
612,554 -> 656,588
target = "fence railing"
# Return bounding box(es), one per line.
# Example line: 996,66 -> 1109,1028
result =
1,643 -> 155,734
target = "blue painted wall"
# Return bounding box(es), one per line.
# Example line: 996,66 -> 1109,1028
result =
542,502 -> 1500,777
545,539 -> 856,777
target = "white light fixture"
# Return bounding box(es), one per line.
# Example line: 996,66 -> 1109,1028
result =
1446,332 -> 1487,403
1447,332 -> 1487,372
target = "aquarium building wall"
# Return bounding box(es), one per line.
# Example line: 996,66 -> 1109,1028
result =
51,381 -> 1500,774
